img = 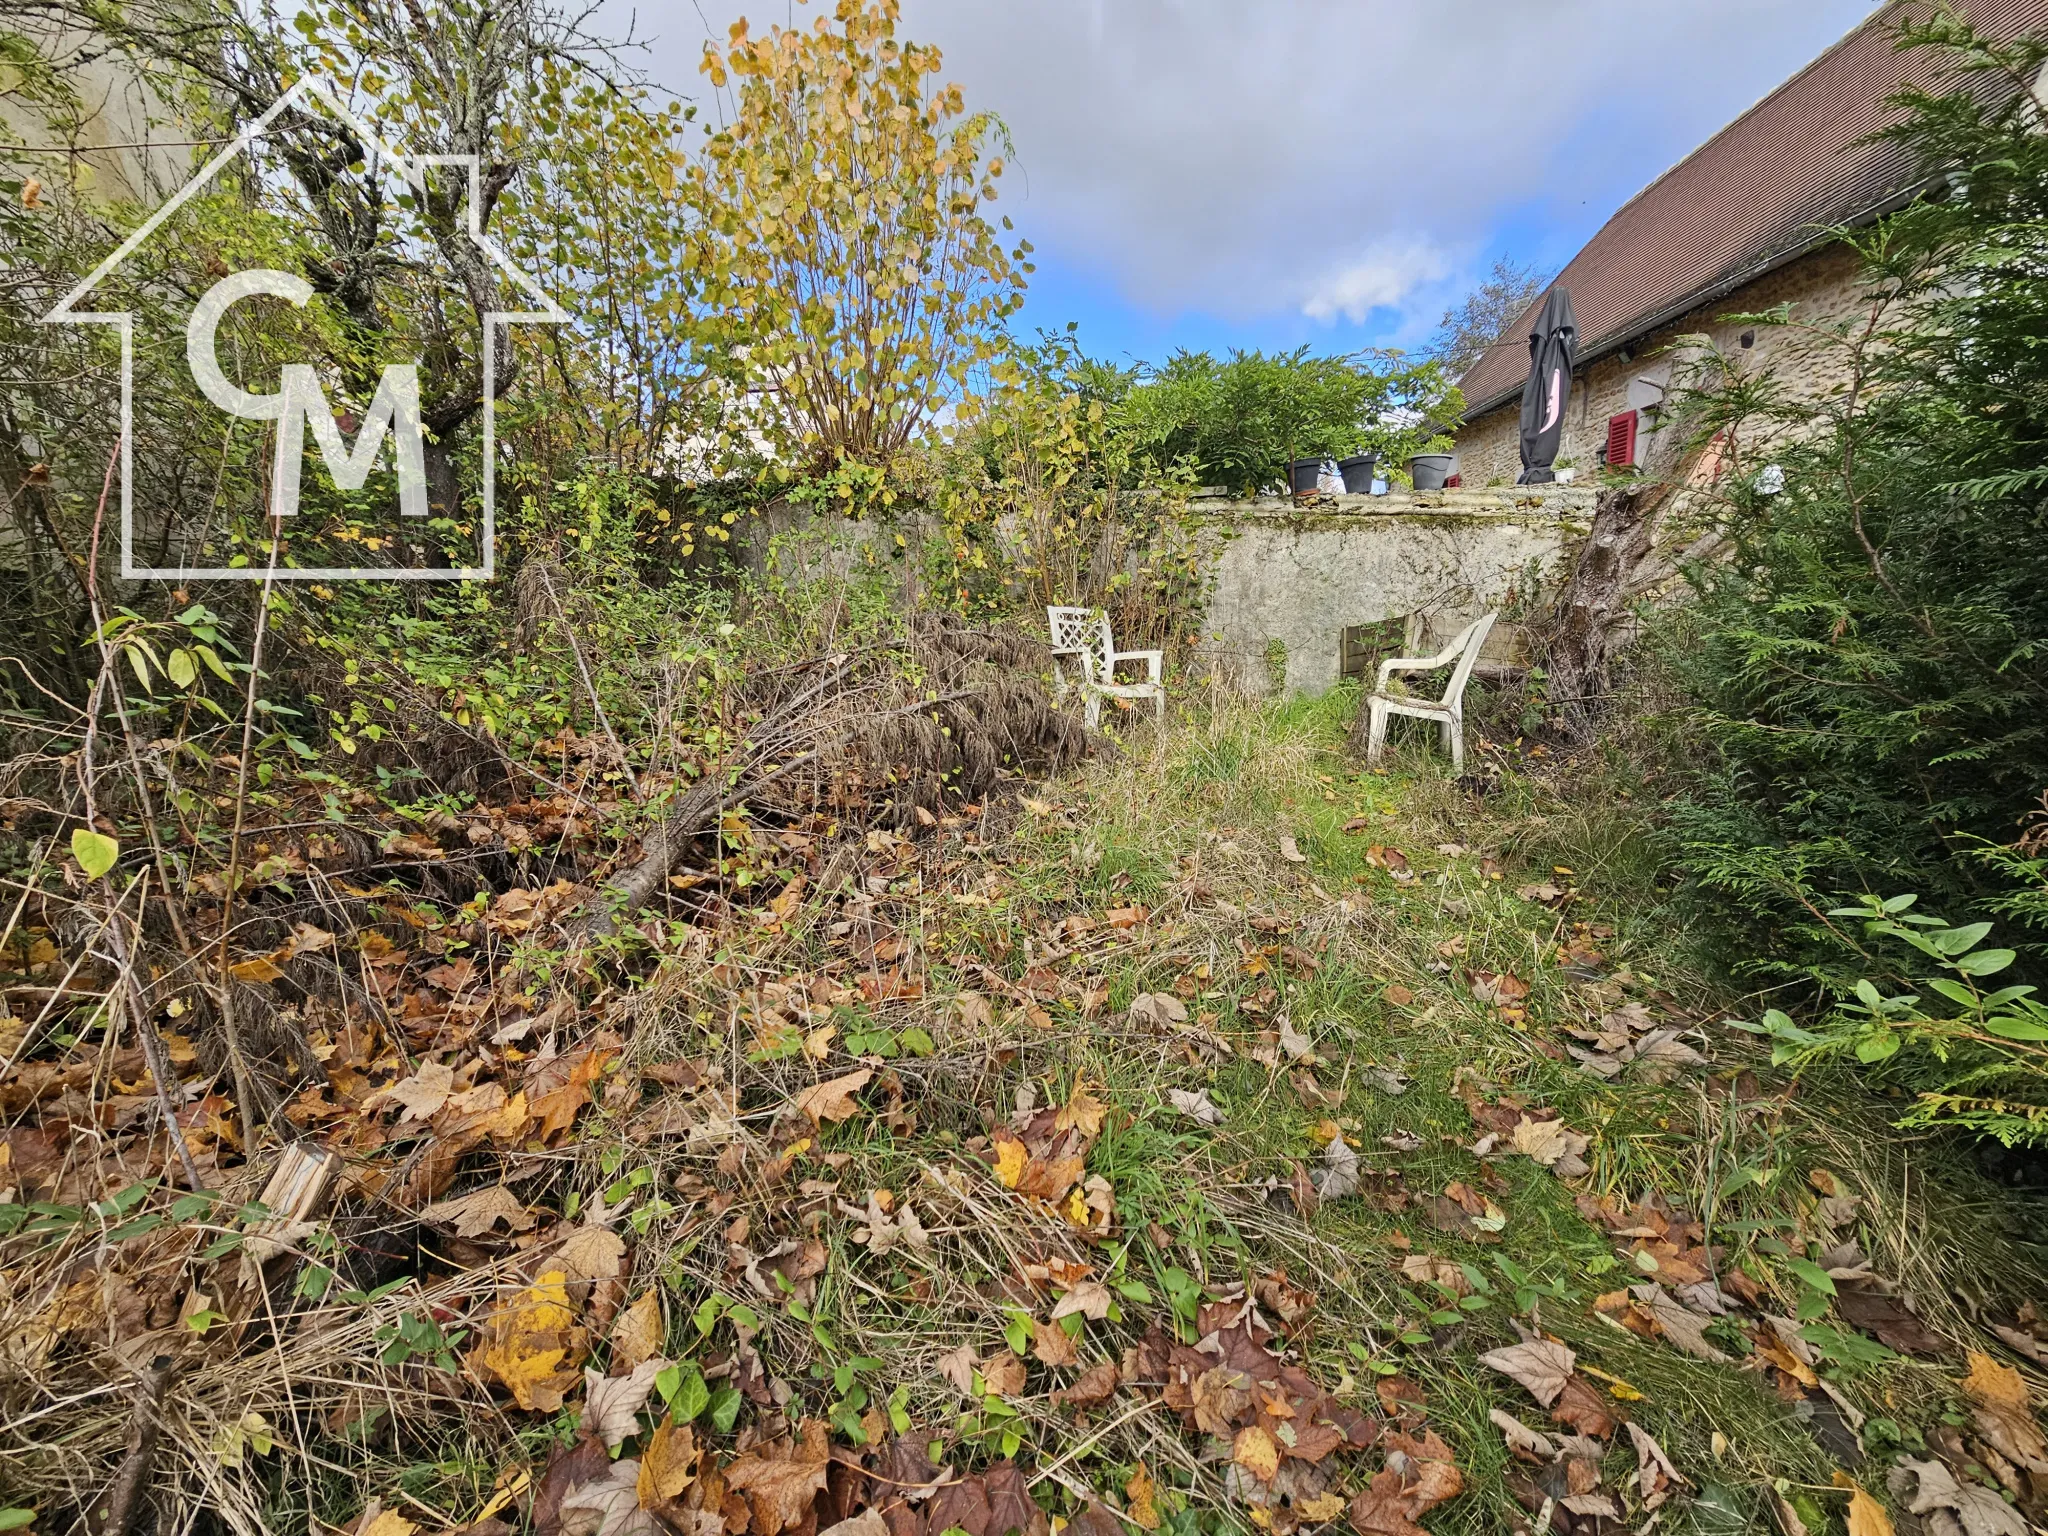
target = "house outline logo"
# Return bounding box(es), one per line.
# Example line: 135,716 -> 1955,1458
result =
41,73 -> 569,582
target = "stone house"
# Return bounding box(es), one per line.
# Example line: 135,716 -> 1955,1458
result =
1454,0 -> 2048,488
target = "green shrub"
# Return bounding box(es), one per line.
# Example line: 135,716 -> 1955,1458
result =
1738,893 -> 2048,1147
1663,16 -> 2048,985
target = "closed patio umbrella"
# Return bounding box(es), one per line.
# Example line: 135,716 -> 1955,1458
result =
1516,288 -> 1576,485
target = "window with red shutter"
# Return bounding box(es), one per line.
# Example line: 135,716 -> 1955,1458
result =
1604,410 -> 1638,467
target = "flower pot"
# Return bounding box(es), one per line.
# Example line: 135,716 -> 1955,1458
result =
1336,454 -> 1378,494
1288,459 -> 1324,495
1408,453 -> 1456,490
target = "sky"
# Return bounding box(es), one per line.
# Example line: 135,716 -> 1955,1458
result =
612,0 -> 1880,372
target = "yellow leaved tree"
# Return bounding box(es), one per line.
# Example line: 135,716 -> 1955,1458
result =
689,0 -> 1030,467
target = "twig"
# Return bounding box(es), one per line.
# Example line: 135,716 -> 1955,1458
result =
535,558 -> 640,799
215,509 -> 285,1142
83,1355 -> 182,1536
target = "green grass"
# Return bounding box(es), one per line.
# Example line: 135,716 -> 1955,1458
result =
941,692 -> 2048,1532
583,690 -> 2048,1536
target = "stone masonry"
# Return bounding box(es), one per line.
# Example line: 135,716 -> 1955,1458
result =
1190,486 -> 1592,697
1455,243 -> 1872,488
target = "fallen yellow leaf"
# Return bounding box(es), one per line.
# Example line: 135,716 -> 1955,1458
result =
1125,1466 -> 1161,1530
476,1270 -> 588,1412
1844,1483 -> 1893,1536
1232,1424 -> 1279,1482
993,1134 -> 1028,1190
639,1421 -> 699,1505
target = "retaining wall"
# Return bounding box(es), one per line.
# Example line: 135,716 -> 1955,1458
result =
1189,486 -> 1592,697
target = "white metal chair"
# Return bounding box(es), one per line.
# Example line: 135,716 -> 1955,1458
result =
1046,606 -> 1164,729
1362,613 -> 1496,772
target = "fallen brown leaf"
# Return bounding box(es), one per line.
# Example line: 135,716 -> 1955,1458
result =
793,1069 -> 874,1127
723,1419 -> 833,1536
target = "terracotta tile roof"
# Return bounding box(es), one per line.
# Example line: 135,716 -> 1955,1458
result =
1459,0 -> 2048,418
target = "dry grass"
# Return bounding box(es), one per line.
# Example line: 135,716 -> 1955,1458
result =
6,681 -> 2048,1535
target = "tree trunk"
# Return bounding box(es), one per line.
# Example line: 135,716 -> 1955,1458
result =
1543,426 -> 1703,743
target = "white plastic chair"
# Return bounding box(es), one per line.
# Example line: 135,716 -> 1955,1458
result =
1046,606 -> 1164,728
1363,613 -> 1496,772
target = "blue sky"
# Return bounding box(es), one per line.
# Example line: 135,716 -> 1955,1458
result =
628,0 -> 1879,371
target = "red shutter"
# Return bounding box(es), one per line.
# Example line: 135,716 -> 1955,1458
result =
1604,410 -> 1638,467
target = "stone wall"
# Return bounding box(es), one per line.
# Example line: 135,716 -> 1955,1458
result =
1455,242 -> 1870,487
1190,486 -> 1591,697
731,486 -> 1593,701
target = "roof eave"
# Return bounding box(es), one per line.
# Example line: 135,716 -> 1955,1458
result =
1458,184 -> 1926,425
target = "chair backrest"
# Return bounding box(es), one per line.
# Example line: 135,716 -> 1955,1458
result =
1047,606 -> 1114,685
1442,612 -> 1498,701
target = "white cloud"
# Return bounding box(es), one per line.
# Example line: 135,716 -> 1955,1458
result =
610,0 -> 1879,328
1301,238 -> 1456,325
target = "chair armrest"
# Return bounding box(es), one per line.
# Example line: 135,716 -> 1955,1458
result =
1113,649 -> 1163,684
1374,653 -> 1450,691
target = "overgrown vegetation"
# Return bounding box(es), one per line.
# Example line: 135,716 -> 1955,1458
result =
7,3 -> 2048,1536
1640,17 -> 2048,1138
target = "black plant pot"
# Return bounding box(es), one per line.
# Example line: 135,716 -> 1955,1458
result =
1288,459 -> 1323,495
1336,454 -> 1379,494
1408,453 -> 1456,491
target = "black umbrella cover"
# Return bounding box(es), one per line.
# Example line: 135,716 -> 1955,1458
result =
1517,288 -> 1577,485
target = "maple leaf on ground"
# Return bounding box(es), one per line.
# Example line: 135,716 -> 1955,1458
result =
1311,1136 -> 1361,1199
1837,1281 -> 1945,1356
981,1348 -> 1028,1397
637,1421 -> 698,1507
609,1290 -> 664,1376
1254,1271 -> 1315,1332
1129,992 -> 1189,1029
1349,1449 -> 1456,1536
555,1224 -> 628,1284
1479,1339 -> 1575,1406
1054,1080 -> 1111,1138
581,1359 -> 664,1451
1468,971 -> 1530,1008
1032,1316 -> 1080,1366
724,1419 -> 833,1536
1844,1481 -> 1892,1536
1551,1375 -> 1620,1440
937,1344 -> 981,1395
557,1456 -> 656,1536
1633,1283 -> 1730,1362
1895,1458 -> 2027,1536
1489,1408 -> 1558,1462
288,922 -> 336,955
1168,1088 -> 1224,1125
793,1069 -> 874,1127
476,1270 -> 589,1412
1626,1423 -> 1686,1511
1052,1280 -> 1113,1322
1050,1362 -> 1120,1411
1232,1424 -> 1280,1482
527,1047 -> 613,1142
370,1060 -> 456,1122
1124,1466 -> 1162,1531
422,1184 -> 536,1239
1962,1350 -> 2048,1473
1385,1431 -> 1463,1514
1508,1115 -> 1591,1178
